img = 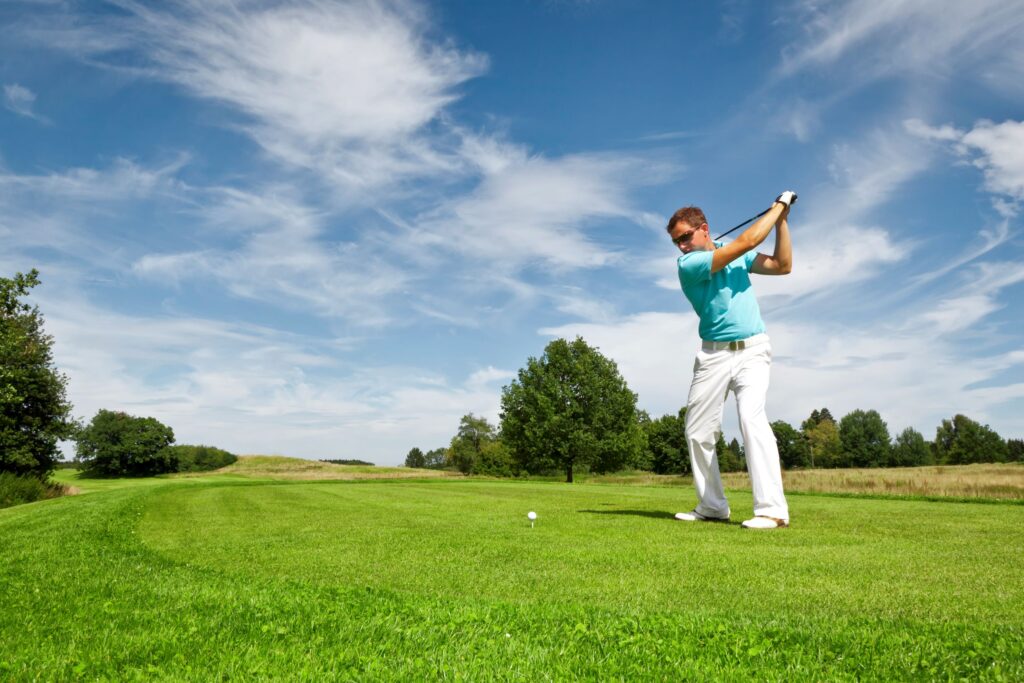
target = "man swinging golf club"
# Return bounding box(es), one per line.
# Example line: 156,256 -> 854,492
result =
667,191 -> 797,529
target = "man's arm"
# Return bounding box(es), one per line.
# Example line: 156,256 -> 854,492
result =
710,201 -> 787,273
751,205 -> 792,275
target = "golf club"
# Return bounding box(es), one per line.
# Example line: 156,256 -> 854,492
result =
713,207 -> 771,241
714,193 -> 797,241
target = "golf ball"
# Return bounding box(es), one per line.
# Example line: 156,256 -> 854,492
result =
527,511 -> 537,520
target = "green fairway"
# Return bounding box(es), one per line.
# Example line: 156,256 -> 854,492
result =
2,476 -> 1022,680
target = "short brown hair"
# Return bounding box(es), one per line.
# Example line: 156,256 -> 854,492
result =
666,206 -> 707,233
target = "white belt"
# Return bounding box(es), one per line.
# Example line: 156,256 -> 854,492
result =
701,333 -> 768,351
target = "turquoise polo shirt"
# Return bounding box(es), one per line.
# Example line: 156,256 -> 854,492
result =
677,242 -> 766,341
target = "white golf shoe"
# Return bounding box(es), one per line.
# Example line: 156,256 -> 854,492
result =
740,516 -> 789,529
674,510 -> 729,523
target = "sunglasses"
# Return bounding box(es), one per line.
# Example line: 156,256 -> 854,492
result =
671,224 -> 706,246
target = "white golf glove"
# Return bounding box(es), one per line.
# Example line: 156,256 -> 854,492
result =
775,190 -> 798,207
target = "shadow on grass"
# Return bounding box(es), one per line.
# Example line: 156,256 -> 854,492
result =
578,509 -> 676,520
578,509 -> 743,526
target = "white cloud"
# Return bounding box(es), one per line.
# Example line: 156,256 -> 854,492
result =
907,117 -> 1024,214
133,187 -> 410,325
3,83 -> 46,121
961,120 -> 1024,201
0,156 -> 186,202
29,0 -> 487,196
0,157 -> 190,271
780,0 -> 1024,88
418,151 -> 655,271
911,262 -> 1024,333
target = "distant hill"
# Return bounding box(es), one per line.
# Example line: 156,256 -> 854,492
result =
219,455 -> 457,480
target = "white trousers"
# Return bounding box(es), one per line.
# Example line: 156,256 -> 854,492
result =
685,334 -> 789,521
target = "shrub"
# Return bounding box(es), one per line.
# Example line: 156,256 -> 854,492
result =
475,440 -> 515,477
0,472 -> 66,509
162,445 -> 237,472
75,410 -> 175,477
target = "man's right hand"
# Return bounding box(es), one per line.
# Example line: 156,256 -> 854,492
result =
775,190 -> 798,207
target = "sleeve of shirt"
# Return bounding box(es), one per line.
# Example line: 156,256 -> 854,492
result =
678,251 -> 712,285
744,250 -> 758,271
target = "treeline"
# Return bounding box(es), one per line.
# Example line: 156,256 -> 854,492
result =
319,459 -> 375,466
770,408 -> 1020,470
403,339 -> 1021,480
73,409 -> 237,477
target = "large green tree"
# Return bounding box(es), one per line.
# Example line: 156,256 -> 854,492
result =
75,410 -> 176,477
933,414 -> 1007,464
0,269 -> 75,477
642,408 -> 689,475
771,420 -> 810,469
500,337 -> 644,483
891,427 -> 932,467
838,409 -> 891,468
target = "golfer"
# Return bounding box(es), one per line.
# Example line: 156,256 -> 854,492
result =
667,192 -> 796,529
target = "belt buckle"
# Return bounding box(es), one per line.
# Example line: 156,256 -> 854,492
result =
728,340 -> 744,351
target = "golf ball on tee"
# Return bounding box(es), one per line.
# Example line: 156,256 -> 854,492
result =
527,511 -> 537,521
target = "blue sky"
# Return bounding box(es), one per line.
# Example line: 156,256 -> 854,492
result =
3,0 -> 1023,464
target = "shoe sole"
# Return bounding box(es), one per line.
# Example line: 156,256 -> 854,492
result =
675,514 -> 730,523
741,518 -> 789,529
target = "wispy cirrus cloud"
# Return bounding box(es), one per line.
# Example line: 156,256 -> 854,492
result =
19,0 -> 487,196
780,0 -> 1024,86
132,186 -> 411,325
911,261 -> 1024,334
417,150 -> 665,271
0,156 -> 187,202
3,83 -> 47,122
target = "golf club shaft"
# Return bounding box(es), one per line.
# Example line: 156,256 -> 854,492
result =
714,207 -> 771,241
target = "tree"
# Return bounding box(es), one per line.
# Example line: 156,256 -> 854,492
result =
446,413 -> 498,474
933,414 -> 1008,464
716,435 -> 744,473
771,420 -> 810,469
404,447 -> 426,468
0,269 -> 75,477
423,447 -> 447,469
890,427 -> 932,467
801,408 -> 835,431
500,337 -> 644,483
642,408 -> 689,475
838,410 -> 891,468
804,418 -> 843,468
1008,438 -> 1024,463
75,410 -> 176,477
